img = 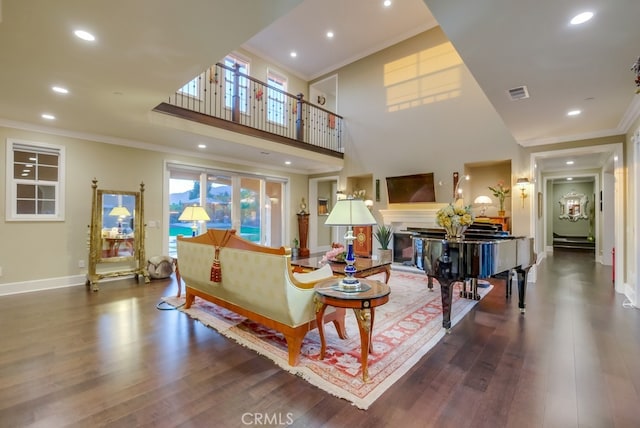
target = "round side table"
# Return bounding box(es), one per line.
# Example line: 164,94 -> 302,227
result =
314,278 -> 390,382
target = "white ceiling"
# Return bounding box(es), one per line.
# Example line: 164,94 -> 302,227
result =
1,0 -> 638,175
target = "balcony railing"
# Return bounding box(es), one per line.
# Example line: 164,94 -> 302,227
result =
154,62 -> 344,155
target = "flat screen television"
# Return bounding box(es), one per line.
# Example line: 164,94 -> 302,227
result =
385,173 -> 436,203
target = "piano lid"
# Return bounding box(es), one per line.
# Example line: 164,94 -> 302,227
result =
406,222 -> 512,241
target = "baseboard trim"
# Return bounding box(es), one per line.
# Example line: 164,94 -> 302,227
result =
0,274 -> 87,296
623,283 -> 637,308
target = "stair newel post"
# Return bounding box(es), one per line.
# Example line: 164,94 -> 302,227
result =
295,93 -> 304,142
232,63 -> 241,123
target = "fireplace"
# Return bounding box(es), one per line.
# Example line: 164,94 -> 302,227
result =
393,232 -> 415,265
380,203 -> 445,268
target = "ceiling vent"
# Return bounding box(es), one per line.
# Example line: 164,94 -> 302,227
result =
508,85 -> 530,101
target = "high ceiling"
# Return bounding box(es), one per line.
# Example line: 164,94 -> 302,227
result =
1,0 -> 638,175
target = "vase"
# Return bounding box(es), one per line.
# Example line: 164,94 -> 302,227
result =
444,225 -> 468,240
378,248 -> 393,264
498,210 -> 506,217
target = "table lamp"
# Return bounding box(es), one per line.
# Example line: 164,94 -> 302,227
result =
179,205 -> 210,236
324,198 -> 377,289
109,206 -> 131,233
473,195 -> 492,217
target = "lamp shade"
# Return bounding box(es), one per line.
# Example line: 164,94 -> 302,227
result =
517,177 -> 530,188
178,205 -> 210,222
109,206 -> 131,217
473,195 -> 492,205
324,198 -> 376,226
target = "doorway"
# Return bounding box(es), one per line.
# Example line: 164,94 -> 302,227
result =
308,175 -> 339,253
530,142 -> 623,292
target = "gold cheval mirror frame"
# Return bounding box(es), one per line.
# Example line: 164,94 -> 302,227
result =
86,178 -> 149,291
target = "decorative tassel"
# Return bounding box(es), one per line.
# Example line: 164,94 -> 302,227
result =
211,247 -> 222,282
209,230 -> 232,283
211,259 -> 221,282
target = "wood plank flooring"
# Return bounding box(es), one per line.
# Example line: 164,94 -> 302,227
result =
0,249 -> 638,427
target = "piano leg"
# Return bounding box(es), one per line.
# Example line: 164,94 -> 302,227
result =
428,273 -> 455,332
460,278 -> 480,300
515,266 -> 531,313
506,270 -> 513,298
427,276 -> 434,292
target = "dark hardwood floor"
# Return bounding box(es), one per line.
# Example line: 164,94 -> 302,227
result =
1,249 -> 638,427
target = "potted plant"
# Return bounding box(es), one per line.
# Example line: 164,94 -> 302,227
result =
373,224 -> 393,263
488,180 -> 510,217
292,237 -> 299,258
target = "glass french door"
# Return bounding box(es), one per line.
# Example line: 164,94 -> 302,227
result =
167,165 -> 284,254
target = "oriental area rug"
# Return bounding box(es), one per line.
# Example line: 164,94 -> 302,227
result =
162,271 -> 492,409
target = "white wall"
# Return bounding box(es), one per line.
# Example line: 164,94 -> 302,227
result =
315,27 -> 528,225
0,125 -> 306,291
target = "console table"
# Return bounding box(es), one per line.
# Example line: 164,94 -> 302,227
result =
477,216 -> 510,232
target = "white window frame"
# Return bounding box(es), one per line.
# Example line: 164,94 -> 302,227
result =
224,54 -> 250,114
178,76 -> 201,99
5,139 -> 65,221
267,69 -> 288,126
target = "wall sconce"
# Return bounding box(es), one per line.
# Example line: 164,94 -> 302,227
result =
517,178 -> 530,207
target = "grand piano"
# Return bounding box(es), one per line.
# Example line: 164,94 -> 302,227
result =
409,223 -> 534,331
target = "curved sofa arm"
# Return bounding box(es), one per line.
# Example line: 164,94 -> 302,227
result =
289,264 -> 334,289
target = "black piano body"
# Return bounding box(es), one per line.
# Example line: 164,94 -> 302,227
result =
409,223 -> 534,330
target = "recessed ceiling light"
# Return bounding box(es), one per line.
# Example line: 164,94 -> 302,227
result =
566,160 -> 574,165
41,113 -> 55,120
290,51 -> 297,58
570,12 -> 594,25
383,0 -> 392,7
326,31 -> 334,39
285,161 -> 291,165
74,30 -> 95,41
197,144 -> 206,149
52,86 -> 69,94
567,109 -> 581,116
567,177 -> 573,181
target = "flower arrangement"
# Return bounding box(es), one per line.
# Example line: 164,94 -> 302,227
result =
436,199 -> 474,238
321,244 -> 346,263
488,180 -> 510,212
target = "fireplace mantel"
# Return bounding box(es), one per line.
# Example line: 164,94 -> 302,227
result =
379,203 -> 447,229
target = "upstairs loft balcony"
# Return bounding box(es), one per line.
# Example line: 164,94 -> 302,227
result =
153,62 -> 344,160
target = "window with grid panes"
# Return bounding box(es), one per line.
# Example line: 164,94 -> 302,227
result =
267,70 -> 287,126
6,140 -> 64,221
